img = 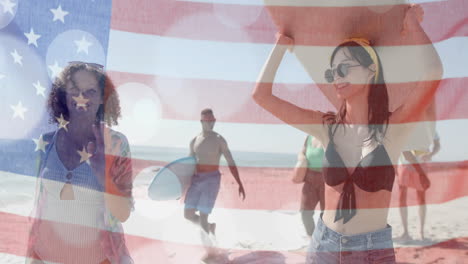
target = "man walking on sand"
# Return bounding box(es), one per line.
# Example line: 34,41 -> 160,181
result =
184,108 -> 246,234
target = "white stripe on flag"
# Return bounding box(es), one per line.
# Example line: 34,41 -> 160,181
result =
112,119 -> 468,164
107,31 -> 467,83
175,0 -> 447,7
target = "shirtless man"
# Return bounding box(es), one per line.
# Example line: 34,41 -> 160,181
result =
184,109 -> 246,234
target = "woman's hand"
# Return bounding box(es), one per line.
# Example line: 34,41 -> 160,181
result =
238,184 -> 246,201
420,173 -> 431,190
402,4 -> 424,36
88,123 -> 132,222
87,123 -> 122,193
292,152 -> 307,184
86,123 -> 106,183
420,153 -> 433,162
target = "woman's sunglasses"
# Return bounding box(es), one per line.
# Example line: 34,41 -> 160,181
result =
324,63 -> 361,83
68,61 -> 104,70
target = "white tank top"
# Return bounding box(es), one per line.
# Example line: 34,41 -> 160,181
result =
34,137 -> 107,264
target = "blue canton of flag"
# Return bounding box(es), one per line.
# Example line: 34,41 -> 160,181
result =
0,0 -> 112,176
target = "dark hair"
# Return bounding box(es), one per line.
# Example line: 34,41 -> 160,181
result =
201,108 -> 214,116
324,40 -> 390,143
47,63 -> 121,126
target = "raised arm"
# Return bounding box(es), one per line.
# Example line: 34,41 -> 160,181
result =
252,34 -> 326,139
219,136 -> 245,200
291,136 -> 308,184
390,5 -> 443,124
422,133 -> 440,162
86,126 -> 134,222
105,131 -> 134,222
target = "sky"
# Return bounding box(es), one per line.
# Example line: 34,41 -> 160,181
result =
110,34 -> 466,163
1,0 -> 465,164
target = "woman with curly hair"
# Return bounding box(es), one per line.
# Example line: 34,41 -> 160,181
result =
26,62 -> 134,264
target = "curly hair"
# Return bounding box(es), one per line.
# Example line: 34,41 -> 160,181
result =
47,62 -> 121,127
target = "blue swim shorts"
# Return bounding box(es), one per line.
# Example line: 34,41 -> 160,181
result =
184,171 -> 221,214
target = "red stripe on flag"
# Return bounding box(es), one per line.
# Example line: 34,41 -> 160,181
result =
109,71 -> 467,124
131,158 -> 468,210
0,212 -> 30,258
1,211 -> 467,263
110,0 -> 467,45
221,161 -> 468,210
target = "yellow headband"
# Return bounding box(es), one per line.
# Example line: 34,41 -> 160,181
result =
343,38 -> 379,83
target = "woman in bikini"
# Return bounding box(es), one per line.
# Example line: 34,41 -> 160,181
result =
27,62 -> 134,264
252,5 -> 442,262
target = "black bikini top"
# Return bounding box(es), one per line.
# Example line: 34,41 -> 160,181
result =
322,124 -> 395,223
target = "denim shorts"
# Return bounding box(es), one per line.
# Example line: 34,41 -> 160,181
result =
307,216 -> 396,264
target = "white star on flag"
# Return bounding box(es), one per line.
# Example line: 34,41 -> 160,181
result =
24,28 -> 41,47
11,49 -> 23,66
0,0 -> 16,15
0,73 -> 5,80
33,80 -> 46,97
56,114 -> 69,131
73,93 -> 90,110
77,146 -> 93,163
10,101 -> 27,120
48,61 -> 63,79
33,135 -> 49,153
74,36 -> 93,54
50,5 -> 69,23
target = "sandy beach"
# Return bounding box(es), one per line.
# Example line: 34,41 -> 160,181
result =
1,168 -> 468,263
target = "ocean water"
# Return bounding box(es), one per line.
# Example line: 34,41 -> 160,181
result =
0,139 -> 297,180
131,145 -> 297,168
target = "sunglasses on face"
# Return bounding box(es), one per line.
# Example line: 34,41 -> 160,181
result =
324,63 -> 361,83
68,61 -> 104,70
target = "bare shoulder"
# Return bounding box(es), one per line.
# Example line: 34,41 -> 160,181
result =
110,129 -> 129,144
211,132 -> 228,150
214,132 -> 225,140
110,129 -> 131,155
214,132 -> 227,144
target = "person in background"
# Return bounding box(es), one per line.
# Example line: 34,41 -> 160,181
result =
27,62 -> 134,264
292,135 -> 325,238
184,108 -> 246,235
397,131 -> 440,241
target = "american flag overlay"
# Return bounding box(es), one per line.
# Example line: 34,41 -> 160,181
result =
0,0 -> 467,263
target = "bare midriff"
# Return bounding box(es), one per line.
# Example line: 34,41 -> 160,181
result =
321,184 -> 392,235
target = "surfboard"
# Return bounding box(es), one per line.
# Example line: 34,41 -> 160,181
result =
148,156 -> 196,201
264,0 -> 412,47
263,0 -> 441,112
